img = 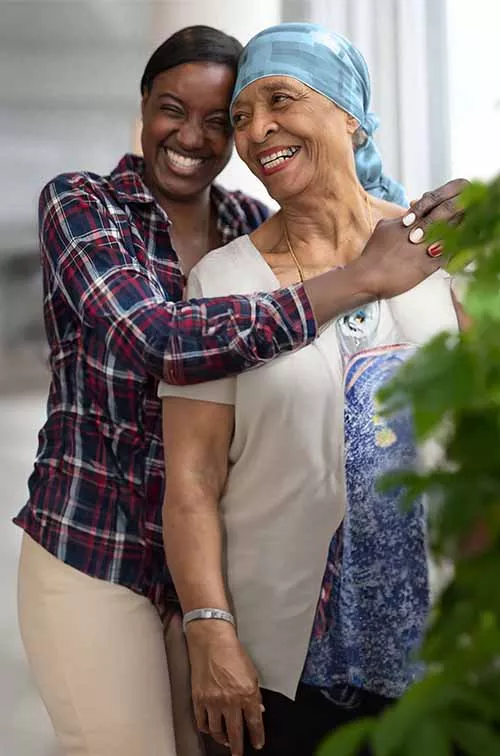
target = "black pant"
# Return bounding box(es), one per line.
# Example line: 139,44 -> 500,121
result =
204,684 -> 393,756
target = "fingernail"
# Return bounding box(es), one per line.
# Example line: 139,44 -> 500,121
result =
402,212 -> 416,227
409,226 -> 424,244
427,242 -> 443,258
260,704 -> 266,712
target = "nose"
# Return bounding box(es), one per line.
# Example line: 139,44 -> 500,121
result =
248,109 -> 278,144
176,117 -> 205,151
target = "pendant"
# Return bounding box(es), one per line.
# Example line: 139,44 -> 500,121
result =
336,300 -> 381,355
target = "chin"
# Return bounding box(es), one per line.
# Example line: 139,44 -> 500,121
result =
258,166 -> 309,204
267,181 -> 306,204
154,170 -> 211,202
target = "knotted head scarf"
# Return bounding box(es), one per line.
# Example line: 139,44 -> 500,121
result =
231,22 -> 407,206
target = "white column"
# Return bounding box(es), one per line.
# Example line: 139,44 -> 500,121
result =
151,0 -> 283,205
395,0 -> 431,199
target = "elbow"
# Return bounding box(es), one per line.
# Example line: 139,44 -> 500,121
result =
163,485 -> 217,521
143,338 -> 169,383
162,475 -> 224,532
144,335 -> 192,386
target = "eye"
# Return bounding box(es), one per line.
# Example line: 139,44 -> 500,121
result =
206,117 -> 230,132
160,105 -> 184,117
232,112 -> 249,128
272,93 -> 291,105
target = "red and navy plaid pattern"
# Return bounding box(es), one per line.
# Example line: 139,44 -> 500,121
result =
14,154 -> 316,611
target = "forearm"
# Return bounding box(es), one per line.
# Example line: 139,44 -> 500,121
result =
303,257 -> 376,327
163,490 -> 230,615
154,265 -> 375,386
146,285 -> 316,385
42,175 -> 314,387
47,173 -> 375,385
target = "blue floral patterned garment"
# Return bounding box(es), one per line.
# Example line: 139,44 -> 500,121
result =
301,305 -> 429,699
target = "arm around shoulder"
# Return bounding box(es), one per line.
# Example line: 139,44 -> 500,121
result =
41,174 -> 316,385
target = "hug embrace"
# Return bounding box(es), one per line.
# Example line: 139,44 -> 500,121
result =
15,20 -> 467,756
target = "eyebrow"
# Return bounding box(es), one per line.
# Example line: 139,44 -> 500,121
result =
157,92 -> 184,104
233,78 -> 301,108
157,92 -> 228,115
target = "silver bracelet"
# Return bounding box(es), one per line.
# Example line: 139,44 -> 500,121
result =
182,608 -> 235,633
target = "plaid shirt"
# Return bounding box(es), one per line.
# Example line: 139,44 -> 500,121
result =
15,154 -> 316,611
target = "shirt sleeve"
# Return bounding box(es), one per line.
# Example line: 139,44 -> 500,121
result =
40,174 -> 316,386
158,270 -> 236,404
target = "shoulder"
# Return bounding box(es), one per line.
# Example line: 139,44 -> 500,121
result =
39,169 -> 115,218
38,164 -> 134,256
371,196 -> 407,221
188,236 -> 266,298
387,269 -> 458,343
39,154 -> 140,218
192,236 -> 251,280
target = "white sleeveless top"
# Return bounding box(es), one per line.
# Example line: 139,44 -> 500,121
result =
159,235 -> 458,699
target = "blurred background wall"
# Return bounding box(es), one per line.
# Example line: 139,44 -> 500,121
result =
1,0 -> 499,385
0,2 -> 499,754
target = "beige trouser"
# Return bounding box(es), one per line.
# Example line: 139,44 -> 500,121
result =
17,533 -> 204,756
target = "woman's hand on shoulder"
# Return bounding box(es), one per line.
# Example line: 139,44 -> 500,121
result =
186,621 -> 264,756
353,178 -> 469,300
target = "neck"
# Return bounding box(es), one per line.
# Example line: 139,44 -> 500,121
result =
280,171 -> 372,268
144,175 -> 218,274
156,187 -> 213,236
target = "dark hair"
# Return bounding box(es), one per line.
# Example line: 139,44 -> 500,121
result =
140,25 -> 243,95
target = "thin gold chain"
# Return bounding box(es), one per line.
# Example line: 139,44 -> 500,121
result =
284,192 -> 375,283
284,226 -> 307,283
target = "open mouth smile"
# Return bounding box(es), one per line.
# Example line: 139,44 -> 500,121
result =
258,146 -> 301,175
162,147 -> 207,175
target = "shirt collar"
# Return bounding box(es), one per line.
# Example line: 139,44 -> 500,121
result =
211,183 -> 248,233
111,154 -> 155,205
110,153 -> 252,237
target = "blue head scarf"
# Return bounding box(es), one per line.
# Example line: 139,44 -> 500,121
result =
232,23 -> 407,206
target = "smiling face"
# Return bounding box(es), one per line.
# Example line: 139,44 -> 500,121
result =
141,62 -> 235,203
231,76 -> 359,202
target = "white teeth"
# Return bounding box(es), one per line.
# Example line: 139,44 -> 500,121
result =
259,147 -> 299,168
265,156 -> 287,169
166,148 -> 204,168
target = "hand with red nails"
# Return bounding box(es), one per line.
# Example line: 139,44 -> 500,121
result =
348,178 -> 468,301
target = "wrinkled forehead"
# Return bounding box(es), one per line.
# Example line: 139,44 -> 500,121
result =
231,75 -> 309,109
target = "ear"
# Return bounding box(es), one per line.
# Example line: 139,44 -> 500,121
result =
345,113 -> 360,136
141,92 -> 148,119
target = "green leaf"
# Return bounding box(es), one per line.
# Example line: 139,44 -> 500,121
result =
459,180 -> 490,206
331,173 -> 500,756
316,718 -> 374,756
466,283 -> 500,321
452,719 -> 500,756
404,719 -> 452,756
371,675 -> 455,755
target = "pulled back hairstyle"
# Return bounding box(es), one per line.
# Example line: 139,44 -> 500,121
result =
140,25 -> 243,95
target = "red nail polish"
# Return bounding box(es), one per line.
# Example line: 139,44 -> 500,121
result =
427,242 -> 443,258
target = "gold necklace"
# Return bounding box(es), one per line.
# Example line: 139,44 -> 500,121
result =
284,192 -> 375,283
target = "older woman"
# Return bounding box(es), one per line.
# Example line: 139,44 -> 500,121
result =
159,23 -> 467,756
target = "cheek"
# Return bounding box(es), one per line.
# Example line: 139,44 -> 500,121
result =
143,115 -> 174,146
234,132 -> 249,163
